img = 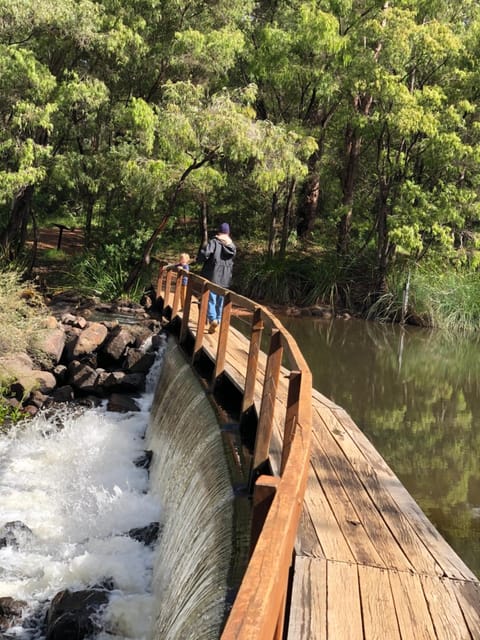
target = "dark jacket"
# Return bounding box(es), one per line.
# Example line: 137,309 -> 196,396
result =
197,236 -> 236,288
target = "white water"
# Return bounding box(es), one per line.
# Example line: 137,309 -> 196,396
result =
0,342 -> 166,639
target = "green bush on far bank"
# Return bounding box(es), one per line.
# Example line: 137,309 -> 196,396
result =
408,268 -> 480,333
236,251 -> 480,333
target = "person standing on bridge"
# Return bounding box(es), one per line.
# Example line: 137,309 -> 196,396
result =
197,222 -> 236,334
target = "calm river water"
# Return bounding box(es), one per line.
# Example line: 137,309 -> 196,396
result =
276,315 -> 480,578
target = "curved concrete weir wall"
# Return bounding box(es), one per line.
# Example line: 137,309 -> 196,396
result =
146,339 -> 234,639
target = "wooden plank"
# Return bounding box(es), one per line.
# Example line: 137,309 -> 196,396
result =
388,570 -> 437,639
444,578 -> 480,639
296,509 -> 324,558
331,405 -> 475,581
327,560 -> 364,639
302,464 -> 355,563
358,564 -> 401,640
310,435 -> 386,568
287,557 -> 327,640
421,574 -> 472,639
313,412 -> 427,572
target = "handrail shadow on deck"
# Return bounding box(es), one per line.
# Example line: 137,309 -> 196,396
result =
156,264 -> 312,640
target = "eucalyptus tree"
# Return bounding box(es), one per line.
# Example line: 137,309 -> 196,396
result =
0,0 -> 317,278
239,0 -> 345,246
333,0 -> 480,287
240,0 -> 480,295
0,0 -> 108,257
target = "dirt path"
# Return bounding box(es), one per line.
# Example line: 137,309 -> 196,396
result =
32,227 -> 84,255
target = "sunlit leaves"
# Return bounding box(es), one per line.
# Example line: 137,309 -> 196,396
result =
0,0 -> 102,48
173,27 -> 246,79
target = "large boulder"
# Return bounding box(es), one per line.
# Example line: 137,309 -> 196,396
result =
100,327 -> 136,363
36,326 -> 66,365
124,349 -> 156,373
71,322 -> 108,359
0,354 -> 57,396
106,393 -> 140,412
0,521 -> 34,548
67,361 -> 99,393
45,588 -> 110,640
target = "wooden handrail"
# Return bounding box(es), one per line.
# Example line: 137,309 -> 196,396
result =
157,265 -> 312,639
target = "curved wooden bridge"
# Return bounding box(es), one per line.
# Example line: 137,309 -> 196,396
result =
157,265 -> 480,640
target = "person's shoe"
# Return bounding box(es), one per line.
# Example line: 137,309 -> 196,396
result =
208,320 -> 218,334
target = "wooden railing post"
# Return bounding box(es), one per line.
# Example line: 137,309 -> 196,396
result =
250,330 -> 283,487
192,284 -> 209,362
241,308 -> 263,419
164,269 -> 174,310
250,475 -> 280,557
155,264 -> 165,300
179,278 -> 195,345
212,291 -> 231,387
171,271 -> 182,317
281,371 -> 301,475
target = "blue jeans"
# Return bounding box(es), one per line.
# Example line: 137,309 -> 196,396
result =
208,292 -> 224,323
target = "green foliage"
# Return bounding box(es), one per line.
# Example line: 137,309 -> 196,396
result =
43,248 -> 68,263
0,382 -> 27,428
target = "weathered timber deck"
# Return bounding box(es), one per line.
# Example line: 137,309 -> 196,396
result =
187,313 -> 480,639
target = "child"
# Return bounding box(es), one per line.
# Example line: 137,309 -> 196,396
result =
175,252 -> 190,308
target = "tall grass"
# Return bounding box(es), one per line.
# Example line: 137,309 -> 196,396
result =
409,268 -> 480,333
366,266 -> 480,333
235,252 -> 342,307
68,253 -> 145,301
235,249 -> 377,311
0,268 -> 49,359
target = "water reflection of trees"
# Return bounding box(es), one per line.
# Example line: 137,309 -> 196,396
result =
279,316 -> 480,576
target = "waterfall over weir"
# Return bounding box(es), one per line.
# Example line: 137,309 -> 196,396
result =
147,340 -> 234,640
0,335 -> 236,639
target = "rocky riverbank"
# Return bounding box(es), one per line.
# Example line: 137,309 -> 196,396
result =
0,291 -> 164,426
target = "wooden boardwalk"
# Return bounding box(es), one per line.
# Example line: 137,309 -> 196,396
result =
189,314 -> 480,639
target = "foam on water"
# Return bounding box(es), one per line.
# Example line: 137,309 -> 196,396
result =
0,342 -> 166,639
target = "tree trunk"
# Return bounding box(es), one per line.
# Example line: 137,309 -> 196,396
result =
199,195 -> 209,248
337,123 -> 361,255
0,184 -> 34,260
26,208 -> 39,276
279,178 -> 296,257
123,154 -> 213,292
296,152 -> 320,239
84,194 -> 95,250
267,191 -> 279,257
376,179 -> 391,293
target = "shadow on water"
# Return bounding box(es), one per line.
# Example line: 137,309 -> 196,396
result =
275,315 -> 480,578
